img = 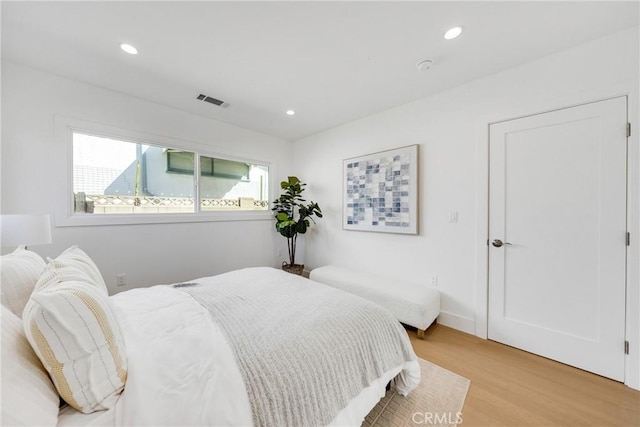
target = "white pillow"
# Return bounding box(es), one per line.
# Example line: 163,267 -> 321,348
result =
23,280 -> 127,413
43,246 -> 108,294
0,245 -> 46,317
35,260 -> 106,295
1,305 -> 60,426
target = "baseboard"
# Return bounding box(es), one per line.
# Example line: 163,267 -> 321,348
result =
437,311 -> 475,335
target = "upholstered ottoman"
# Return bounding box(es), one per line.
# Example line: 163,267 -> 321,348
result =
309,265 -> 440,338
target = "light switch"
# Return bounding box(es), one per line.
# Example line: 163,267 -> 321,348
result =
449,211 -> 459,223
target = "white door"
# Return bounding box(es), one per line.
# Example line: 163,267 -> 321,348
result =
488,97 -> 627,381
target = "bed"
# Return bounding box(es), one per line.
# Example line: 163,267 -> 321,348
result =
1,246 -> 420,426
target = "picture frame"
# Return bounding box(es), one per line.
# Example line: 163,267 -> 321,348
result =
343,144 -> 419,234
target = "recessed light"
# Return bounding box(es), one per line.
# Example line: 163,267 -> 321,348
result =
286,110 -> 296,116
120,43 -> 138,55
444,26 -> 463,40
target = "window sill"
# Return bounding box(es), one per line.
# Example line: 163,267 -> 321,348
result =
55,211 -> 273,227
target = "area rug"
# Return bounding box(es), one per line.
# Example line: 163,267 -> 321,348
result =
363,359 -> 470,427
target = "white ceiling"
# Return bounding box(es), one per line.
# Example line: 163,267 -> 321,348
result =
2,1 -> 638,141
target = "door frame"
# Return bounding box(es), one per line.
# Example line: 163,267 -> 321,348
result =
474,82 -> 639,390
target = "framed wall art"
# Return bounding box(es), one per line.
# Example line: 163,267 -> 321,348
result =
343,144 -> 418,234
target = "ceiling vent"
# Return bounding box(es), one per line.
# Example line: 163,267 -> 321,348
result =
197,94 -> 230,108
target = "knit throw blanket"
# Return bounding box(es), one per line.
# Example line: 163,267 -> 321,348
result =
181,267 -> 417,427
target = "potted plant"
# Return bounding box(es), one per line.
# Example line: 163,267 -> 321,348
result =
272,176 -> 322,275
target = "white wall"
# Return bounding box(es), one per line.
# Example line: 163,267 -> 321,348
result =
1,61 -> 293,292
292,27 -> 639,387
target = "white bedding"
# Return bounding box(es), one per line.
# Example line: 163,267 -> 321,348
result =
59,286 -> 252,426
57,270 -> 420,426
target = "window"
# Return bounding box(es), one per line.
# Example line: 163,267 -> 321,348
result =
167,151 -> 250,180
166,150 -> 196,175
71,132 -> 269,217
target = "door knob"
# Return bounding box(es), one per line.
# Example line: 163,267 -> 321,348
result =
492,239 -> 512,248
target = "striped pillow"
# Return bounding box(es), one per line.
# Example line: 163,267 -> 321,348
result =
23,280 -> 127,413
35,260 -> 106,294
0,245 -> 46,317
1,305 -> 59,426
43,246 -> 108,294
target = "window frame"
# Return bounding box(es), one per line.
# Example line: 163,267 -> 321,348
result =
54,116 -> 274,227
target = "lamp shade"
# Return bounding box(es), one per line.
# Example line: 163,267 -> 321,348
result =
0,214 -> 52,247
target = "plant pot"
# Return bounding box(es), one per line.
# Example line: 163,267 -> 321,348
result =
282,262 -> 304,276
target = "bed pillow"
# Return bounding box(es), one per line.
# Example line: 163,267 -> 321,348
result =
23,280 -> 127,413
35,258 -> 107,295
41,245 -> 108,294
0,245 -> 46,317
1,305 -> 60,426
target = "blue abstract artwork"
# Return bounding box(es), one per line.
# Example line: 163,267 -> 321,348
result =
343,145 -> 418,234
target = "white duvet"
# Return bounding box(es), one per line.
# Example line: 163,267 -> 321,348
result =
57,278 -> 420,427
58,286 -> 253,426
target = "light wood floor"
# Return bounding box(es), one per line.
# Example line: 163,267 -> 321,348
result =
408,324 -> 640,427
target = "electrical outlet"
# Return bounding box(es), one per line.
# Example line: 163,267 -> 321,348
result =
431,275 -> 438,287
116,274 -> 127,287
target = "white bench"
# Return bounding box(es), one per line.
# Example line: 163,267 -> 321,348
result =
309,265 -> 440,339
